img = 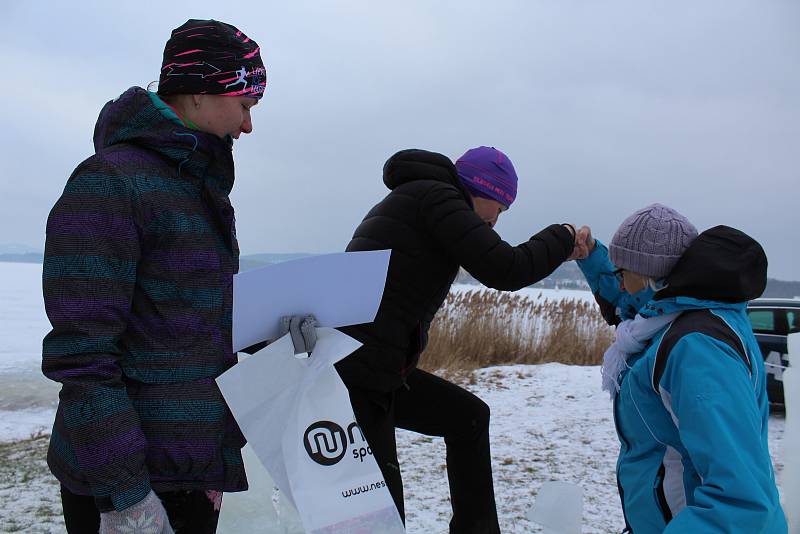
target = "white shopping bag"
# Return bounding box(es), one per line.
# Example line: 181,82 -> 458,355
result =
217,328 -> 405,534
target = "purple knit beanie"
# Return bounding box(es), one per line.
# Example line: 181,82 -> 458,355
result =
455,146 -> 518,207
610,203 -> 698,279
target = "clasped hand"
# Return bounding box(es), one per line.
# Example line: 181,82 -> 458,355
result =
564,224 -> 595,261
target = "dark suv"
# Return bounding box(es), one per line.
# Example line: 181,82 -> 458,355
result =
746,298 -> 800,405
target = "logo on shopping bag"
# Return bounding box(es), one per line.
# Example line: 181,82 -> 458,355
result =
304,420 -> 374,466
304,421 -> 348,465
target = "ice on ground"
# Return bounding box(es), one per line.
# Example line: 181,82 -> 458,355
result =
0,409 -> 54,442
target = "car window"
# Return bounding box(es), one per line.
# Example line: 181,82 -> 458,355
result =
748,309 -> 776,334
788,310 -> 800,334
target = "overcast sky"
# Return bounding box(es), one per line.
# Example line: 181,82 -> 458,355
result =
1,1 -> 798,279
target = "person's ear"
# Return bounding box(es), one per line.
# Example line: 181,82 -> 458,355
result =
191,94 -> 202,109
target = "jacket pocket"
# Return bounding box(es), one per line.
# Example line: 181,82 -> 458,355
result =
653,464 -> 673,525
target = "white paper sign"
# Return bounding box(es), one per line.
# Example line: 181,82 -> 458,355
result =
217,328 -> 405,534
232,250 -> 391,352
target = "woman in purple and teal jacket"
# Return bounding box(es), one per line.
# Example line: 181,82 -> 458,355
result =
42,19 -> 265,534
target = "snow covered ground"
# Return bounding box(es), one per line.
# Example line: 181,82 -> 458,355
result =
0,262 -> 787,533
399,365 -> 785,533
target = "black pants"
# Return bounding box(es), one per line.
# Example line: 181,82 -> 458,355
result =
61,485 -> 221,534
347,369 -> 501,534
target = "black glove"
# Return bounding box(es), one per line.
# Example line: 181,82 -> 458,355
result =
279,315 -> 318,354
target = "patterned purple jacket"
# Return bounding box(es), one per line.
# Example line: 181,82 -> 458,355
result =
42,87 -> 246,512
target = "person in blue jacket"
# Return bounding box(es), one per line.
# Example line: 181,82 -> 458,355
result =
577,203 -> 786,533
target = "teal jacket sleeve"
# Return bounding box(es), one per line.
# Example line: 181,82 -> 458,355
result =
660,334 -> 785,533
576,239 -> 652,324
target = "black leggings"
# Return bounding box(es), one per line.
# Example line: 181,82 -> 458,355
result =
61,485 -> 221,534
347,369 -> 501,534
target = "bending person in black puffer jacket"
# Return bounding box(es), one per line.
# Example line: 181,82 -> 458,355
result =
337,147 -> 589,533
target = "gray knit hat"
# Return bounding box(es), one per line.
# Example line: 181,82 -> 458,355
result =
609,204 -> 698,279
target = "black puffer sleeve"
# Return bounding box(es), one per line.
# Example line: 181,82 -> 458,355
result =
421,182 -> 574,291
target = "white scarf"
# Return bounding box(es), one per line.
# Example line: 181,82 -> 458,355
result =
601,312 -> 680,399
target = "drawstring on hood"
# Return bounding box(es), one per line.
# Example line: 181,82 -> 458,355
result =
93,87 -> 234,190
173,131 -> 198,178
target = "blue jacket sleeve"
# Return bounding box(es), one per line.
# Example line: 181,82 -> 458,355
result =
660,334 -> 784,533
576,240 -> 651,324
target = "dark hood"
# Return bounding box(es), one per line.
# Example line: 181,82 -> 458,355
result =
383,149 -> 472,205
655,225 -> 767,303
92,87 -> 234,191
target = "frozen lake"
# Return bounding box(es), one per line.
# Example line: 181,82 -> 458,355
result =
0,262 -> 59,440
0,264 -> 596,441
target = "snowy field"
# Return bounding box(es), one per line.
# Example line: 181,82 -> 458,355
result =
0,262 -> 787,533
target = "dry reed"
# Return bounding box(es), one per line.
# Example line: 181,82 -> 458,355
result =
419,289 -> 614,371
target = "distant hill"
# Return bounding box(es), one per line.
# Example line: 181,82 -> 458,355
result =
458,261 -> 800,298
455,261 -> 590,290
0,252 -> 43,264
0,252 -> 310,270
242,252 -> 315,264
239,252 -> 314,272
531,261 -> 590,290
0,243 -> 41,255
762,278 -> 800,299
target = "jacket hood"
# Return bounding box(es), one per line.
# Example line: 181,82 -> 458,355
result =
383,149 -> 472,205
92,87 -> 234,186
654,225 -> 767,304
